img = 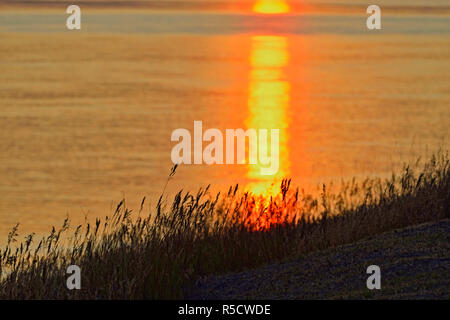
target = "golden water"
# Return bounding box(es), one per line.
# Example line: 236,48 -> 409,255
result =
0,6 -> 449,239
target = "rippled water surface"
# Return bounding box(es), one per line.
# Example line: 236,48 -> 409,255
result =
0,4 -> 449,238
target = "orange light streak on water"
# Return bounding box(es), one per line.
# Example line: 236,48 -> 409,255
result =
246,35 -> 291,197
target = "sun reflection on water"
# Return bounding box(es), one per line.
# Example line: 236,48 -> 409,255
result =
246,35 -> 291,196
253,0 -> 290,14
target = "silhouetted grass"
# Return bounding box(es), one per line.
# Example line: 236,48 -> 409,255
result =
0,152 -> 449,299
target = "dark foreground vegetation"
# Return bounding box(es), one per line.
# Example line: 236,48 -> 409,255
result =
0,152 -> 449,299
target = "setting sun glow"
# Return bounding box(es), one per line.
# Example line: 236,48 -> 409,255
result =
253,0 -> 290,14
